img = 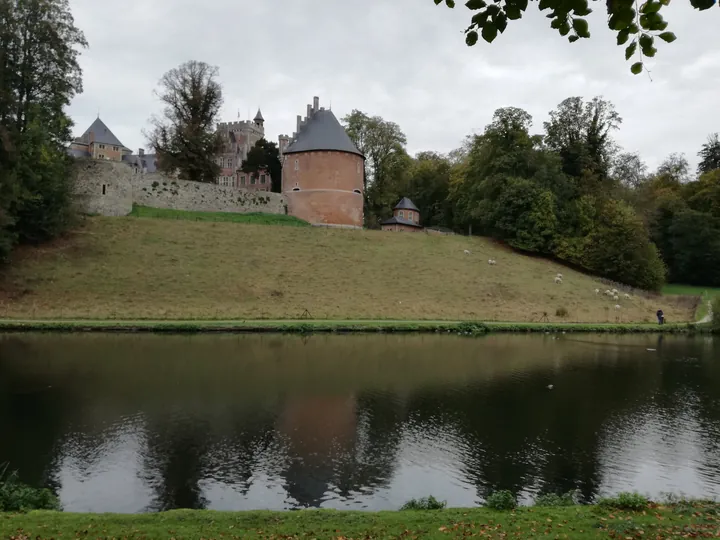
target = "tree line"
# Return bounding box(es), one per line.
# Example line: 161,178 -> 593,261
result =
0,0 -> 86,263
343,99 -> 720,290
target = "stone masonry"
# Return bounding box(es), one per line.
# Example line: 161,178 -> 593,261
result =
74,159 -> 288,217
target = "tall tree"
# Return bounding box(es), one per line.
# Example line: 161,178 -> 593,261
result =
241,138 -> 282,193
698,133 -> 720,175
342,110 -> 408,227
612,152 -> 648,189
543,97 -> 621,184
431,0 -> 715,74
147,61 -> 223,183
655,152 -> 691,184
0,0 -> 86,262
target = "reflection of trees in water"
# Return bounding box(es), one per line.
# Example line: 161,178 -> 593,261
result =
401,350 -> 665,503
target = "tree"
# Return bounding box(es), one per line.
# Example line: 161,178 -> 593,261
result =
655,152 -> 691,184
432,0 -> 715,74
698,133 -> 720,175
582,200 -> 666,290
241,138 -> 282,193
147,61 -> 223,183
543,97 -> 621,184
404,152 -> 454,228
613,152 -> 648,189
342,110 -> 409,226
0,0 -> 86,262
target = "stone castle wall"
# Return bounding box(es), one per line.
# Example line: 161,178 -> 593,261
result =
73,159 -> 288,217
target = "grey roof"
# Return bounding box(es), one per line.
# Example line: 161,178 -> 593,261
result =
283,109 -> 363,157
75,117 -> 126,147
254,108 -> 264,122
122,153 -> 158,173
381,216 -> 422,228
394,197 -> 419,212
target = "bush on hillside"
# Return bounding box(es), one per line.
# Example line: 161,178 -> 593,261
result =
596,492 -> 649,511
485,490 -> 517,511
534,491 -> 579,507
400,496 -> 446,511
0,465 -> 60,512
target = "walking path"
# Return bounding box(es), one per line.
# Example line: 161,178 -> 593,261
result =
699,301 -> 713,324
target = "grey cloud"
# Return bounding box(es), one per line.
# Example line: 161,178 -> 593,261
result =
68,0 -> 719,171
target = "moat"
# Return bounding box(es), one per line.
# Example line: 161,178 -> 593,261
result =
1,333 -> 719,513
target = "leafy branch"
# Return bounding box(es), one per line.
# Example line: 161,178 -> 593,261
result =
434,0 -> 716,74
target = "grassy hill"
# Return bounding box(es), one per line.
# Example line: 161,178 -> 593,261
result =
0,213 -> 697,322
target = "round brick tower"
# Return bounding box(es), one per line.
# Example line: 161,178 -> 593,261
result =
282,98 -> 365,228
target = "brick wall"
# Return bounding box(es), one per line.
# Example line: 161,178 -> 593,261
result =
282,151 -> 364,227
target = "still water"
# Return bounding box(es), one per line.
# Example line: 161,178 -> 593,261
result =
1,333 -> 719,513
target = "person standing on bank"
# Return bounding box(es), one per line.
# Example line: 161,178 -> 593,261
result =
656,309 -> 665,325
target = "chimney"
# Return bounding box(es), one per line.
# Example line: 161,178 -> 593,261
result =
313,96 -> 319,112
306,104 -> 312,118
296,115 -> 302,133
138,148 -> 145,156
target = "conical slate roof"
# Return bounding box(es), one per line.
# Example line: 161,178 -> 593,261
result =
254,108 -> 264,122
394,197 -> 419,212
284,109 -> 363,157
77,117 -> 125,147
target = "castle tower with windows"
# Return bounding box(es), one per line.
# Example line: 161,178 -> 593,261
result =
281,96 -> 365,228
215,109 -> 266,189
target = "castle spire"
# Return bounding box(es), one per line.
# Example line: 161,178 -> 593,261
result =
254,108 -> 265,126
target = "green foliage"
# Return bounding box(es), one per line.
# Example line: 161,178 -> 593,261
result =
596,492 -> 649,511
485,490 -> 517,511
241,138 -> 282,193
581,200 -> 666,290
129,205 -> 310,226
342,110 -> 409,227
400,496 -> 447,511
0,465 -> 60,512
433,0 -> 715,74
535,491 -> 578,507
456,321 -> 490,335
146,61 -> 223,183
0,0 -> 86,264
698,133 -> 720,176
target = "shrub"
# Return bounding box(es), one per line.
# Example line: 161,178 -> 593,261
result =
534,491 -> 578,507
555,307 -> 568,318
456,322 -> 489,336
485,490 -> 517,511
0,465 -> 60,512
400,495 -> 446,511
596,492 -> 649,511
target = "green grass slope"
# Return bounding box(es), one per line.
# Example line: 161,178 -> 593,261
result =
0,216 -> 696,322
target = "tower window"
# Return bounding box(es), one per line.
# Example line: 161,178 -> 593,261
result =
251,175 -> 256,185
102,184 -> 106,195
294,159 -> 299,171
240,176 -> 246,185
260,174 -> 266,184
399,210 -> 404,218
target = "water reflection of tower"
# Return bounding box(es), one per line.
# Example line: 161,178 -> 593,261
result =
277,394 -> 357,508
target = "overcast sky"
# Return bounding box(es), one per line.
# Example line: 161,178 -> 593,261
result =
67,0 -> 719,172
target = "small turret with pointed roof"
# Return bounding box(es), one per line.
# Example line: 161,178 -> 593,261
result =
254,108 -> 264,126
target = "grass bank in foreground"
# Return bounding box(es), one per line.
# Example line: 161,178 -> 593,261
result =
0,318 -> 705,334
0,217 -> 697,322
3,502 -> 720,539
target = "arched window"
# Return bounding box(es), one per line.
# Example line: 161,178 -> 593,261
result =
353,189 -> 361,195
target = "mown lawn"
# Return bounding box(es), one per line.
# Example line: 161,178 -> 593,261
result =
129,205 -> 310,226
0,217 -> 696,322
2,503 -> 720,539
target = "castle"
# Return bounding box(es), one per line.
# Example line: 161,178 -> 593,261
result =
70,96 -> 365,226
